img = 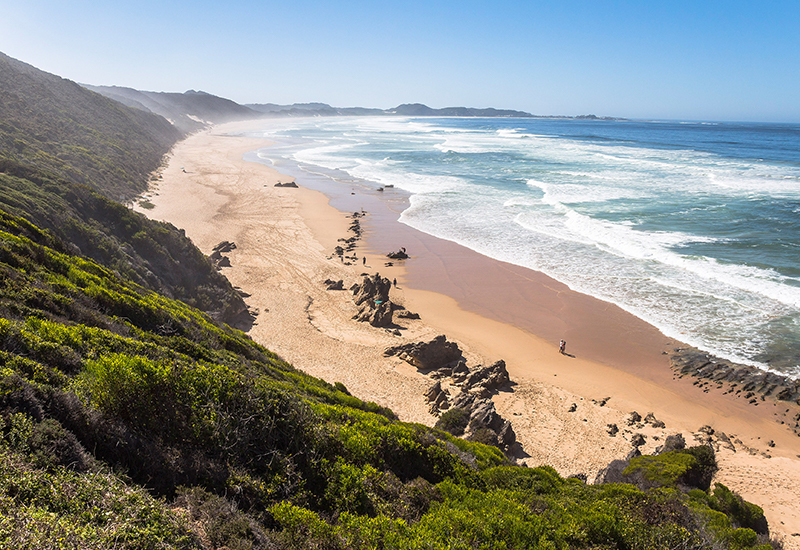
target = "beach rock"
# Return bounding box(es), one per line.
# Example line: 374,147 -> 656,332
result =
450,359 -> 470,383
644,412 -> 666,428
323,279 -> 344,290
209,241 -> 236,269
670,347 -> 800,409
461,360 -> 510,392
626,411 -> 642,426
353,273 -> 392,306
352,274 -> 395,327
592,397 -> 611,407
424,380 -> 443,402
631,433 -> 646,447
387,249 -> 409,260
396,310 -> 421,320
715,431 -> 736,452
657,433 -> 686,454
595,459 -> 629,485
568,403 -> 578,413
606,423 -> 619,436
274,181 -> 298,187
384,335 -> 462,371
353,300 -> 394,327
212,241 -> 237,254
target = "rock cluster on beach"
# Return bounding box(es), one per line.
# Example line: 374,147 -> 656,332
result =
670,347 -> 800,437
385,335 -> 518,455
351,273 -> 395,327
209,240 -> 236,270
333,212 -> 364,263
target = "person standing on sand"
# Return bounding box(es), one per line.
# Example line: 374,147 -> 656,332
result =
559,339 -> 566,354
363,257 -> 366,265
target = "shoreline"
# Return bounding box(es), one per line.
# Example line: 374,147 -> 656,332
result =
137,120 -> 800,546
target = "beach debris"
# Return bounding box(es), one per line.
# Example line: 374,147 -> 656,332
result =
568,403 -> 578,413
274,181 -> 299,187
384,334 -> 462,371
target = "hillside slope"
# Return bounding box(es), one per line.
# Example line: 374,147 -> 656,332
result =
84,85 -> 263,134
0,52 -> 181,200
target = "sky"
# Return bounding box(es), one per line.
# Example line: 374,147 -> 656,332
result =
1,0 -> 799,122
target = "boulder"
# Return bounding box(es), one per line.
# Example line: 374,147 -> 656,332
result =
644,412 -> 665,428
387,249 -> 409,260
626,411 -> 642,426
462,360 -> 510,392
323,279 -> 344,290
353,300 -> 394,327
384,335 -> 462,371
351,274 -> 395,327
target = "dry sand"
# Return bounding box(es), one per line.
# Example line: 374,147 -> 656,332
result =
136,120 -> 800,548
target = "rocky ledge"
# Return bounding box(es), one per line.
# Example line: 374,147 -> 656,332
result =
670,347 -> 800,437
386,335 -> 517,455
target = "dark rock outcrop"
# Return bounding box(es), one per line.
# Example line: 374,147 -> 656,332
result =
670,348 -> 800,437
384,335 -> 462,371
352,274 -> 394,327
387,249 -> 409,260
461,360 -> 510,392
274,181 -> 298,187
323,279 -> 344,290
210,241 -> 236,270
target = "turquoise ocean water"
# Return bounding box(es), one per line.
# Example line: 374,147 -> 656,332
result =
248,117 -> 800,377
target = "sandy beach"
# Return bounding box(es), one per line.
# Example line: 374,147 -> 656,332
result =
137,120 -> 800,547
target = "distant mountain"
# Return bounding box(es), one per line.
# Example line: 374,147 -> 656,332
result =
246,101 -> 535,118
0,51 -> 181,200
388,103 -> 535,117
246,102 -> 387,117
84,85 -> 263,134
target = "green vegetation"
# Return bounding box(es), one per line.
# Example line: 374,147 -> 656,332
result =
0,50 -> 780,549
434,407 -> 470,436
623,446 -> 718,491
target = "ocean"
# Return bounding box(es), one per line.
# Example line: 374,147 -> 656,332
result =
246,117 -> 800,377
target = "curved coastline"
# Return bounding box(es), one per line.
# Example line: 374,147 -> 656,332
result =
137,120 -> 800,547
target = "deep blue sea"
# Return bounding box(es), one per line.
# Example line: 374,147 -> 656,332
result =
247,117 -> 800,377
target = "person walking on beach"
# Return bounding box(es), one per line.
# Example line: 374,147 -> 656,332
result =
363,256 -> 366,265
559,339 -> 566,354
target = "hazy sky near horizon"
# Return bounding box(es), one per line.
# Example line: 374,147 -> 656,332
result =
1,0 -> 798,122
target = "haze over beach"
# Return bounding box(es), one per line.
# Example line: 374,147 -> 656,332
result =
2,0 -> 800,549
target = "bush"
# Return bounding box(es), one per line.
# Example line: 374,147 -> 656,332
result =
434,407 -> 469,436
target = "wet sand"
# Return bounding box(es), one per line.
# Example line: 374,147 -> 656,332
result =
137,120 -> 800,547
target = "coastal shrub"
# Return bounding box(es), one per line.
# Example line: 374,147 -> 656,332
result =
709,483 -> 768,534
434,406 -> 470,436
623,445 -> 717,491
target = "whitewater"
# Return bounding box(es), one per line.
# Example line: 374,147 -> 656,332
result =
248,117 -> 800,377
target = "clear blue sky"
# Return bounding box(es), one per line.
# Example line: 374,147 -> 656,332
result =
1,0 -> 798,122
